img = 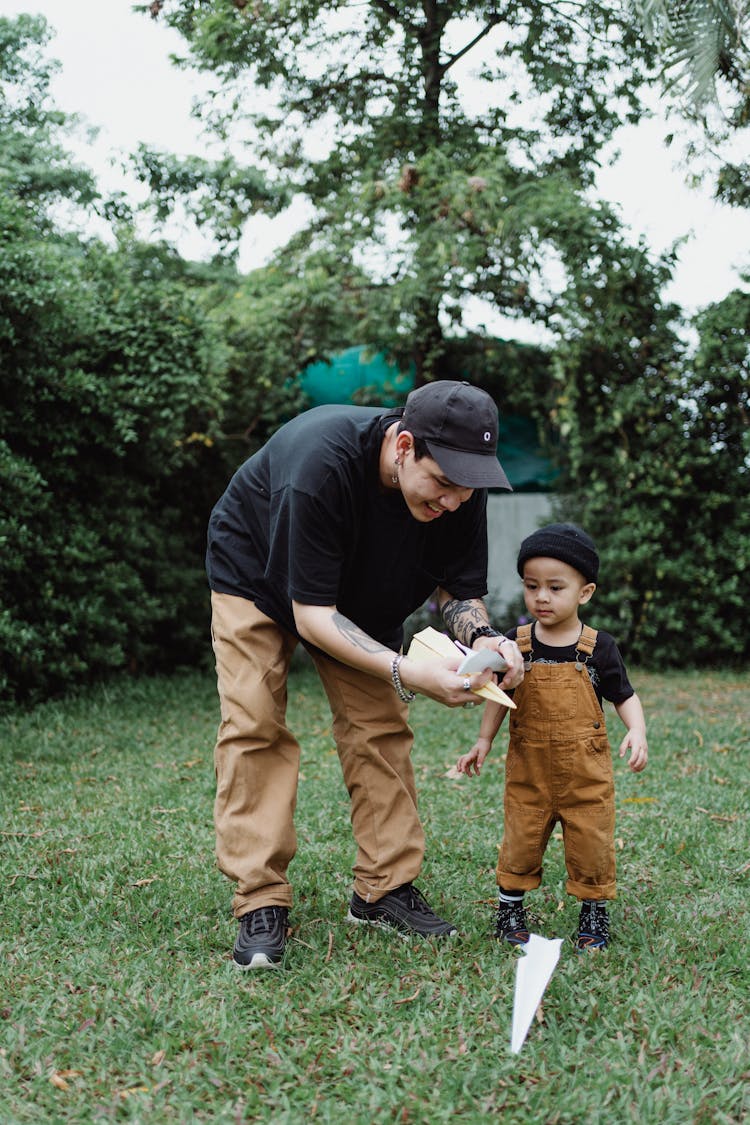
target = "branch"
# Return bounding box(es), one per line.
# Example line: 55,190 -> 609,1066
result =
443,16 -> 502,75
370,0 -> 417,35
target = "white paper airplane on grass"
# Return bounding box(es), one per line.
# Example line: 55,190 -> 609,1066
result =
510,933 -> 563,1054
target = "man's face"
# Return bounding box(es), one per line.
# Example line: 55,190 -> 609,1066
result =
398,443 -> 474,523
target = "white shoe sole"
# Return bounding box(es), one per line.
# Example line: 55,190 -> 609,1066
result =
232,951 -> 282,969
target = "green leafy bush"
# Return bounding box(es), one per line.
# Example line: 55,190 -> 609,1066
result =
550,245 -> 749,668
0,199 -> 226,705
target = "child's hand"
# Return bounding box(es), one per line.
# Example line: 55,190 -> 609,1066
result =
456,737 -> 493,777
619,728 -> 648,773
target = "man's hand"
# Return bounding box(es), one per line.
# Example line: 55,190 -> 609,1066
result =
471,634 -> 524,692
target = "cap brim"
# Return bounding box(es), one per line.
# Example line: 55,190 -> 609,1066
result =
425,440 -> 512,491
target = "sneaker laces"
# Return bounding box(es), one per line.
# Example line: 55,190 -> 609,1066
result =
500,902 -> 527,932
394,884 -> 436,916
246,906 -> 285,935
580,900 -> 609,938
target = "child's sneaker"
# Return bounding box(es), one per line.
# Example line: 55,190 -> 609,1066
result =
576,900 -> 610,951
494,897 -> 530,945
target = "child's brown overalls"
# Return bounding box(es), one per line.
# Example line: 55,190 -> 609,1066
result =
496,623 -> 616,901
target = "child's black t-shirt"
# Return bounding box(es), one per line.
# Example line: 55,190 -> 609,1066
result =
505,622 -> 634,708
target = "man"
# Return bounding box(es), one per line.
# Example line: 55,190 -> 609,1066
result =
206,380 -> 524,968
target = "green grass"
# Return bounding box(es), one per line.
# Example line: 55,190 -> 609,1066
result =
1,665 -> 748,1124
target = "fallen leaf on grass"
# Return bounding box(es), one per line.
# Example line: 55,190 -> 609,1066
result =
444,766 -> 462,780
50,1069 -> 82,1090
151,1050 -> 166,1067
622,797 -> 657,804
696,807 -> 738,822
131,877 -> 158,887
394,987 -> 422,1005
117,1086 -> 150,1100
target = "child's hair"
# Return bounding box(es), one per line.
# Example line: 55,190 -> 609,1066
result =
517,523 -> 599,584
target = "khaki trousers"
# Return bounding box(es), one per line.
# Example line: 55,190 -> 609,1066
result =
496,657 -> 617,901
211,592 -> 425,918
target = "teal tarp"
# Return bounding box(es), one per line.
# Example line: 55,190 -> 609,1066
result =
300,346 -> 414,407
299,347 -> 556,491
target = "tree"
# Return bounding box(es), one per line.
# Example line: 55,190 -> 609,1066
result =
143,1 -> 659,381
634,1 -> 749,107
548,235 -> 749,666
0,15 -> 227,707
633,1 -> 750,208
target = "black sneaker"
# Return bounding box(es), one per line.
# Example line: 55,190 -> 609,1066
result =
233,906 -> 289,969
347,883 -> 458,939
495,898 -> 530,945
576,900 -> 610,952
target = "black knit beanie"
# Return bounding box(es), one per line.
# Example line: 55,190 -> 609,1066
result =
516,523 -> 599,584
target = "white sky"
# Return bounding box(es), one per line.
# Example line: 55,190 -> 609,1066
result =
3,0 -> 749,326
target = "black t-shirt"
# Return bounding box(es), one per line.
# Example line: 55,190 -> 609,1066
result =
506,622 -> 634,708
206,405 -> 489,650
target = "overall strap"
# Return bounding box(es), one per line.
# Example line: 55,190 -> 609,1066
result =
516,623 -> 533,655
576,624 -> 598,657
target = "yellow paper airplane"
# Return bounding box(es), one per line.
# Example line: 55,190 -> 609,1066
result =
407,626 -> 516,709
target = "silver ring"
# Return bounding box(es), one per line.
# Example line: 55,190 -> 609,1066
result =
463,701 -> 477,709
462,678 -> 471,692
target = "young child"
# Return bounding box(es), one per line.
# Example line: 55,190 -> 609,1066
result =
456,523 -> 648,951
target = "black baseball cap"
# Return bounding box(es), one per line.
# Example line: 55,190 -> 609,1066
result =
401,381 -> 511,490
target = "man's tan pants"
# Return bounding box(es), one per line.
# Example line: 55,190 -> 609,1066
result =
211,592 -> 425,918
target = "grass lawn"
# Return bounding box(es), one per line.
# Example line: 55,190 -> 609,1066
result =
1,663 -> 748,1123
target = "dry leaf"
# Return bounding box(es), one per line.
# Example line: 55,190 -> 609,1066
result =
131,877 -> 158,887
118,1085 -> 150,1100
394,987 -> 421,1005
444,766 -> 462,780
151,1050 -> 166,1067
50,1072 -> 70,1090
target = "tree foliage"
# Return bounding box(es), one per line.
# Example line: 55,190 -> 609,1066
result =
0,15 -> 227,708
633,2 -> 750,209
144,0 -> 658,379
549,241 -> 749,666
132,144 -> 291,254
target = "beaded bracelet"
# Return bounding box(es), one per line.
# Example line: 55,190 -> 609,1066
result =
467,624 -> 508,649
391,654 -> 416,703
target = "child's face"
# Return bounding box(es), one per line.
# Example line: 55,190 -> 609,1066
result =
521,557 -> 595,629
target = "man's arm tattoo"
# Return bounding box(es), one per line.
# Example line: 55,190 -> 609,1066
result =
440,598 -> 490,647
332,611 -> 390,655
